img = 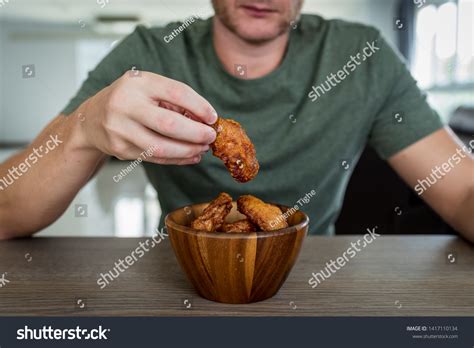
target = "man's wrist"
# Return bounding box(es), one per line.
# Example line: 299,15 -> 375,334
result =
63,98 -> 105,159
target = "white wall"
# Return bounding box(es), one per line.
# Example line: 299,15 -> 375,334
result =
0,21 -> 79,142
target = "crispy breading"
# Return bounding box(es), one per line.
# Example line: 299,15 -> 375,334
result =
220,218 -> 257,233
190,192 -> 233,232
237,195 -> 288,231
211,117 -> 259,183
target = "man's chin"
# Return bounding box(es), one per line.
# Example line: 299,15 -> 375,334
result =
233,26 -> 286,44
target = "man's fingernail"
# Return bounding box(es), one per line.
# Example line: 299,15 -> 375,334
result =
202,145 -> 210,152
210,110 -> 218,124
207,129 -> 217,144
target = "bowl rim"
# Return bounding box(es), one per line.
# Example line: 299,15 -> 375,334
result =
164,202 -> 310,239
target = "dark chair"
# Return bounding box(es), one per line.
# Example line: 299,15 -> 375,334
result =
335,146 -> 455,236
336,105 -> 474,236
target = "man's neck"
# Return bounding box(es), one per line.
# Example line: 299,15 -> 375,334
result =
212,17 -> 289,79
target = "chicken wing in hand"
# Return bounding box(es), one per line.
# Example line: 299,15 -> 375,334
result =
211,117 -> 259,183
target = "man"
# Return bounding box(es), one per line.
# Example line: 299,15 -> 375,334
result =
0,0 -> 472,241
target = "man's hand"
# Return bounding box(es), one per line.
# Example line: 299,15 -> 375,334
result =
75,71 -> 218,165
0,71 -> 219,239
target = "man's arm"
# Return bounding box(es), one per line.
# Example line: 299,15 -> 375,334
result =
0,72 -> 218,240
388,127 -> 474,242
0,112 -> 107,239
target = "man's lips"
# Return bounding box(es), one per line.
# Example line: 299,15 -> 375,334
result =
240,4 -> 277,18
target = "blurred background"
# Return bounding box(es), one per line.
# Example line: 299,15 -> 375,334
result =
0,0 -> 472,237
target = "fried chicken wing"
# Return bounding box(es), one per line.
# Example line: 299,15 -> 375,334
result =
211,117 -> 259,183
190,192 -> 233,232
237,195 -> 288,231
220,218 -> 257,233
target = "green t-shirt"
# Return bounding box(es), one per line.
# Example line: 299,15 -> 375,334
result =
62,14 -> 443,235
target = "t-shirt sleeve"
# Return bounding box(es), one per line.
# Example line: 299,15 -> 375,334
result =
368,32 -> 444,159
61,26 -> 149,115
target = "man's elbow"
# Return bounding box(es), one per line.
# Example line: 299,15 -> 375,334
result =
455,225 -> 474,244
457,221 -> 474,244
0,214 -> 16,239
448,187 -> 474,243
0,227 -> 13,240
0,210 -> 10,239
0,211 -> 21,240
0,217 -> 41,240
0,223 -> 37,240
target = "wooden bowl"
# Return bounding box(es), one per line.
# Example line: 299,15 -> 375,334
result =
165,202 -> 309,304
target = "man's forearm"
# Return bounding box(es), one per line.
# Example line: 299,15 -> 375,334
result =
0,105 -> 106,239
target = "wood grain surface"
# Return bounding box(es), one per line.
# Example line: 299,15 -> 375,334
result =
0,236 -> 473,316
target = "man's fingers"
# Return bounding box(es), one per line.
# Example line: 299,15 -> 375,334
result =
145,73 -> 218,125
119,141 -> 202,166
157,100 -> 185,114
123,122 -> 210,159
147,155 -> 202,166
133,104 -> 216,145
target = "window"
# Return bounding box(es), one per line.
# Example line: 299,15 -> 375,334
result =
412,0 -> 473,89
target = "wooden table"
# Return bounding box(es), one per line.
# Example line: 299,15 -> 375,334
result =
0,236 -> 473,316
